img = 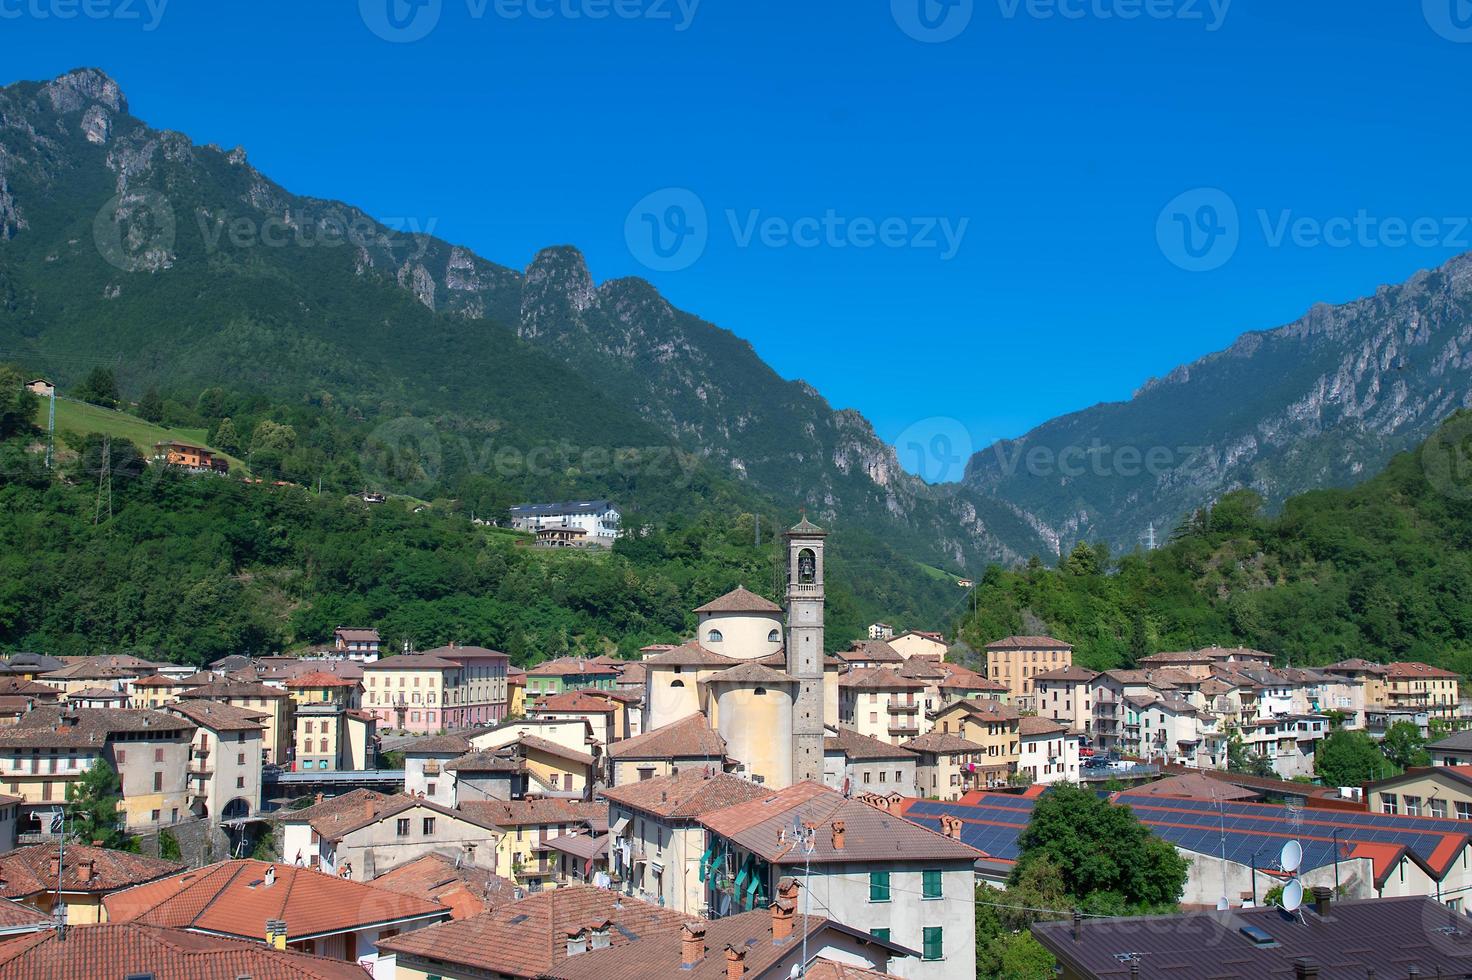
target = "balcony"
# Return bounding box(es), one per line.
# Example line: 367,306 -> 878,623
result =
423,763 -> 442,776
887,703 -> 919,715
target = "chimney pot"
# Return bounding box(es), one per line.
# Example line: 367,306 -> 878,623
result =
1072,908 -> 1082,942
831,820 -> 846,850
77,861 -> 94,883
1292,958 -> 1319,980
724,945 -> 746,980
1310,885 -> 1331,917
681,923 -> 707,968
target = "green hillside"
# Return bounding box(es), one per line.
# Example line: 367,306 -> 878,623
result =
956,411 -> 1472,675
32,396 -> 244,470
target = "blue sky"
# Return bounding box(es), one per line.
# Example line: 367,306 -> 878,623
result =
5,1 -> 1472,469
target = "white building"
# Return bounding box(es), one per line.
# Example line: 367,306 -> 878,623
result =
509,500 -> 621,545
1017,717 -> 1080,785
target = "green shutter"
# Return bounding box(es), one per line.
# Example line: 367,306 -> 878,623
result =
923,927 -> 943,961
869,871 -> 890,902
744,868 -> 760,909
922,869 -> 942,899
733,855 -> 750,895
698,846 -> 714,882
872,928 -> 890,942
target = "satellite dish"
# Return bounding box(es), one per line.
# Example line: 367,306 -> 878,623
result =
1280,840 -> 1303,874
1282,880 -> 1304,913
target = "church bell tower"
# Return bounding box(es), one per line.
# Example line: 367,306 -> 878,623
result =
785,515 -> 826,784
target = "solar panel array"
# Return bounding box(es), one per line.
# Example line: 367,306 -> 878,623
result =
902,790 -> 1469,874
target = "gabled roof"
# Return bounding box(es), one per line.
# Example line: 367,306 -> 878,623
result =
460,798 -> 608,829
369,853 -> 521,920
1018,716 -> 1068,737
825,727 -> 917,760
838,640 -> 904,664
939,697 -> 1020,722
643,643 -> 740,669
178,680 -> 290,699
1386,661 -> 1461,679
444,749 -> 524,773
535,691 -> 619,714
518,734 -> 595,766
1323,658 -> 1391,676
525,657 -> 620,678
0,707 -> 195,749
602,770 -> 771,819
361,653 -> 460,672
1032,665 -> 1099,682
275,789 -> 502,841
0,844 -> 183,899
900,732 -> 984,755
378,884 -> 693,977
607,713 -> 727,761
895,657 -> 947,681
837,666 -> 924,691
693,586 -> 783,615
700,782 -> 979,865
103,860 -> 447,941
984,635 -> 1073,651
164,699 -> 268,732
284,671 -> 360,689
424,644 -> 510,662
334,627 -> 381,642
0,923 -> 373,979
401,733 -> 474,755
705,661 -> 796,685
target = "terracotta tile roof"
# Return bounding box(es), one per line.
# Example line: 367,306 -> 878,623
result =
334,627 -> 380,642
824,728 -> 917,760
803,959 -> 903,980
985,635 -> 1073,651
1386,661 -> 1461,679
894,658 -> 947,681
445,749 -> 524,773
0,844 -> 183,899
607,713 -> 727,760
754,650 -> 843,669
103,859 -> 448,941
837,666 -> 924,691
0,922 -> 372,979
643,643 -> 740,668
283,671 -> 360,689
362,653 -> 460,671
1018,717 -> 1068,737
277,790 -> 502,842
179,680 -> 289,699
535,691 -> 618,714
0,678 -> 59,699
0,898 -> 51,934
379,884 -> 694,977
0,707 -> 194,749
602,770 -> 771,819
1031,665 -> 1099,682
936,665 -> 1007,692
519,734 -> 595,766
1324,658 -> 1391,675
164,699 -> 268,732
693,586 -> 783,615
402,733 -> 475,755
706,662 -> 796,685
1123,773 -> 1259,802
944,697 -> 1021,722
900,732 -> 984,754
699,782 -> 978,865
37,662 -> 142,681
525,657 -> 620,678
369,853 -> 521,920
424,645 -> 510,662
838,640 -> 904,663
544,908 -> 902,980
461,798 -> 608,829
615,662 -> 647,684
0,698 -> 35,716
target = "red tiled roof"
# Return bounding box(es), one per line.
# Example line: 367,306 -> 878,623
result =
362,654 -> 460,671
1386,661 -> 1461,679
705,661 -> 796,685
643,643 -> 740,668
525,657 -> 620,678
838,640 -> 904,663
283,672 -> 360,689
1019,717 -> 1068,737
803,960 -> 904,980
1031,666 -> 1099,682
535,691 -> 618,714
0,923 -> 371,979
378,885 -> 694,977
984,635 -> 1073,651
518,734 -> 595,766
277,790 -> 502,842
900,732 -> 984,755
601,770 -> 771,819
0,897 -> 51,934
837,666 -> 924,691
334,627 -> 380,642
0,844 -> 182,900
607,713 -> 727,761
693,587 -> 783,615
369,853 -> 521,920
825,728 -> 917,760
103,860 -> 447,940
164,699 -> 268,732
460,798 -> 608,829
942,697 -> 1021,722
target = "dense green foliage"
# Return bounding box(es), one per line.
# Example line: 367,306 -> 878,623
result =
65,759 -> 132,851
959,416 -> 1472,673
1012,784 -> 1188,910
1315,730 -> 1400,787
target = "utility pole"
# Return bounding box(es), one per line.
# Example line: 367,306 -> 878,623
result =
94,436 -> 113,525
45,388 -> 55,470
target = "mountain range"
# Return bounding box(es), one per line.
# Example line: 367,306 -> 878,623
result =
2,67 -> 1470,571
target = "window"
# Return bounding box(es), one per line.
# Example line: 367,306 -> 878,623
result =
1458,802 -> 1472,821
872,928 -> 890,942
153,772 -> 163,792
423,817 -> 436,835
869,871 -> 890,902
922,869 -> 943,899
116,750 -> 127,764
396,818 -> 411,837
922,927 -> 943,961
1406,795 -> 1423,817
427,782 -> 437,796
707,630 -> 724,643
154,748 -> 164,763
1431,799 -> 1448,819
1381,793 -> 1398,815
768,630 -> 781,643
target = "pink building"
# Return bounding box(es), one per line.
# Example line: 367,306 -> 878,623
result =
361,654 -> 461,733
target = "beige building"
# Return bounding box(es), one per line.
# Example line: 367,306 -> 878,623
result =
890,631 -> 948,661
901,731 -> 987,800
603,769 -> 771,913
1365,766 -> 1472,820
128,671 -> 212,709
177,680 -> 292,764
1384,662 -> 1461,721
1032,666 -> 1100,736
459,797 -> 608,887
822,727 -> 918,798
694,586 -> 785,659
165,699 -> 265,821
606,712 -> 729,786
984,635 -> 1074,704
929,698 -> 1020,786
837,666 -> 929,745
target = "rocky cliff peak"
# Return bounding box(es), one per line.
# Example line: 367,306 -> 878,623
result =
41,68 -> 126,115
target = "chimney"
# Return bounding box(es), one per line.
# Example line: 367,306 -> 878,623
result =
314,792 -> 324,805
1072,908 -> 1082,942
49,856 -> 59,878
1292,959 -> 1319,980
831,820 -> 846,851
1311,885 -> 1331,917
263,865 -> 276,888
364,798 -> 375,820
77,861 -> 94,884
681,923 -> 706,968
724,945 -> 746,980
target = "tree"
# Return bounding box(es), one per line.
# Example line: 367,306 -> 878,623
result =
137,387 -> 165,423
1228,735 -> 1276,779
66,760 -> 130,850
158,828 -> 182,861
1381,721 -> 1431,771
74,367 -> 120,409
1315,730 -> 1395,787
1012,784 -> 1187,908
210,417 -> 242,455
0,365 -> 38,439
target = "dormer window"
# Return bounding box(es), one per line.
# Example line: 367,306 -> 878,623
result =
708,630 -> 724,643
768,629 -> 781,643
754,687 -> 767,696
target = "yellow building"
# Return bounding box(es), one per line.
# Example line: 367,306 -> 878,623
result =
0,844 -> 183,926
507,667 -> 526,717
460,798 -> 608,888
984,635 -> 1074,705
837,666 -> 929,745
930,697 -> 1021,784
1365,766 -> 1472,820
177,680 -> 293,764
1384,662 -> 1461,721
285,672 -> 369,772
518,735 -> 595,797
128,672 -> 212,709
